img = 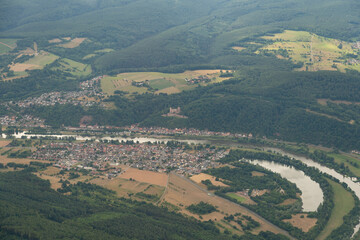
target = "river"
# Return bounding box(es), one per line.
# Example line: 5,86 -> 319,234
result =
265,148 -> 360,237
246,160 -> 323,212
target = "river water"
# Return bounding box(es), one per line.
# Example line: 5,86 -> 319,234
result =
246,160 -> 323,212
4,132 -> 208,145
265,148 -> 360,237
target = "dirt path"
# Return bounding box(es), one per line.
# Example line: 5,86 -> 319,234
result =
156,173 -> 169,205
310,34 -> 314,71
0,41 -> 14,49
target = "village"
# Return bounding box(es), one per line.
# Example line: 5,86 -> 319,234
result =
31,140 -> 229,177
3,76 -> 104,108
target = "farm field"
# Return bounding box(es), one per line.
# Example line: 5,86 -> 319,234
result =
54,58 -> 92,77
58,37 -> 87,48
316,179 -> 355,240
10,51 -> 59,72
283,213 -> 317,232
190,173 -> 229,187
255,30 -> 360,72
101,70 -> 231,96
118,167 -> 168,187
161,172 -> 291,237
90,177 -> 164,202
0,38 -> 17,53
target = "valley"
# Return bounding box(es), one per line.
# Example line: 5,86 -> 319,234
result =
1,0 -> 360,239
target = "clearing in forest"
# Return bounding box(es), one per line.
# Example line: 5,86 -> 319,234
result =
252,30 -> 360,72
283,213 -> 317,232
53,58 -> 92,77
190,173 -> 229,187
101,70 -> 232,96
58,38 -> 87,48
10,51 -> 58,72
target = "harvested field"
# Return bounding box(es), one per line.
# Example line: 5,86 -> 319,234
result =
59,38 -> 86,48
48,38 -> 62,43
0,155 -> 50,165
251,171 -> 265,177
190,173 -> 229,187
119,167 -> 168,187
90,177 -> 164,200
0,140 -> 11,147
283,214 -> 317,232
10,52 -> 58,72
232,46 -> 245,51
162,173 -> 292,236
10,63 -> 40,71
278,198 -> 297,206
35,173 -> 62,190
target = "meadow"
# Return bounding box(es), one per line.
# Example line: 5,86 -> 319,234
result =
0,38 -> 17,53
252,30 -> 360,72
54,58 -> 92,77
316,179 -> 355,240
101,70 -> 229,96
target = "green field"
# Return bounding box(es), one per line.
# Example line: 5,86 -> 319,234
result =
25,52 -> 59,67
56,58 -> 92,77
329,153 -> 360,178
316,179 -> 355,240
101,70 -> 229,96
0,38 -> 17,53
253,30 -> 360,72
226,192 -> 246,203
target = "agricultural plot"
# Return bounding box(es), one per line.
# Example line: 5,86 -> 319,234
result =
161,173 -> 290,236
316,179 -> 355,240
10,51 -> 59,72
58,37 -> 87,48
190,173 -> 229,187
252,30 -> 360,72
283,213 -> 317,233
0,38 -> 17,54
54,58 -> 92,77
101,70 -> 230,96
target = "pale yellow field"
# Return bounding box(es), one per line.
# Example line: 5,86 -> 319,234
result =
10,52 -> 59,72
101,70 -> 230,96
258,30 -> 360,72
162,173 -> 292,236
59,38 -> 87,48
190,173 -> 229,187
283,213 -> 317,232
119,167 -> 168,187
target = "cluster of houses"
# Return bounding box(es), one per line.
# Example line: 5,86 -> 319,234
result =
124,125 -> 253,138
0,115 -> 46,128
185,75 -> 211,85
352,42 -> 360,50
32,141 -> 229,176
5,76 -> 104,108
